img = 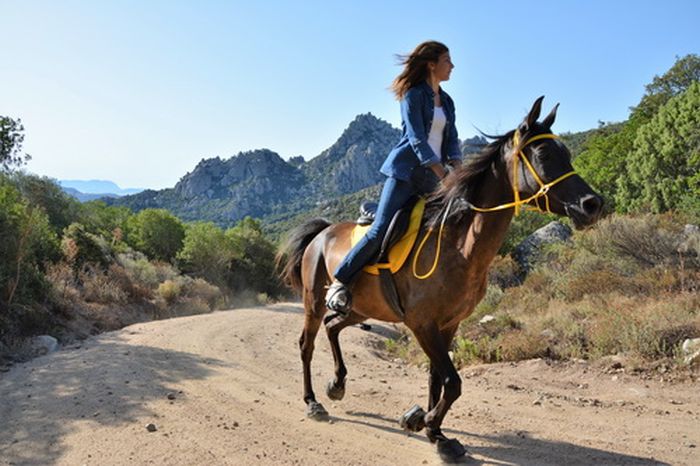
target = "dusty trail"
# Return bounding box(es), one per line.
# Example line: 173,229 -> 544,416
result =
1,303 -> 698,465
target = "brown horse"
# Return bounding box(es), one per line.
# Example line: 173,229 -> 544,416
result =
278,97 -> 603,461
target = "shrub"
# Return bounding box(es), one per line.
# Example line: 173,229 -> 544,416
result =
181,277 -> 222,309
45,261 -> 80,306
488,255 -> 521,288
157,280 -> 181,305
117,252 -> 160,289
63,223 -> 113,270
78,265 -> 128,304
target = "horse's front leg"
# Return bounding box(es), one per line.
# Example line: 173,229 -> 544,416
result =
428,325 -> 458,411
412,323 -> 467,462
324,311 -> 367,400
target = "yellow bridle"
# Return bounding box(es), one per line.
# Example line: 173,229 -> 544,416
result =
412,131 -> 577,279
468,130 -> 577,216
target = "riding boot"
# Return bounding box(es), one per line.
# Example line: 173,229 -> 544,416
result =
325,279 -> 352,315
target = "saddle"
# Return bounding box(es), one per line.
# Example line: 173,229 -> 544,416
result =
355,196 -> 420,265
352,196 -> 425,320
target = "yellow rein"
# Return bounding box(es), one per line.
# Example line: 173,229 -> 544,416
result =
412,131 -> 577,279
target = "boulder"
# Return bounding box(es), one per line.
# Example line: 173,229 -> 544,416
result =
31,335 -> 59,356
678,224 -> 700,255
512,221 -> 572,276
682,338 -> 700,366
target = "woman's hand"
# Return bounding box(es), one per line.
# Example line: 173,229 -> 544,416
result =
429,163 -> 448,180
446,159 -> 461,170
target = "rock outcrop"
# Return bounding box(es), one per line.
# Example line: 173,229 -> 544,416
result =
512,221 -> 573,277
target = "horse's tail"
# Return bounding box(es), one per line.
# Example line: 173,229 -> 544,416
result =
276,218 -> 332,294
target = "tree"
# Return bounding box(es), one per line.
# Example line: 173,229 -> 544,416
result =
632,54 -> 700,121
225,217 -> 283,296
574,54 -> 700,212
125,209 -> 185,262
616,81 -> 700,213
177,221 -> 232,288
79,200 -> 132,242
0,116 -> 31,172
10,172 -> 82,234
0,175 -> 58,307
62,222 -> 112,271
573,120 -> 639,212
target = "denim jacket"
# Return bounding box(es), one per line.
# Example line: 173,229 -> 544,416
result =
380,81 -> 461,181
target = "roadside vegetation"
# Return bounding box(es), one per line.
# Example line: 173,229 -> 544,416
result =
387,213 -> 699,371
0,131 -> 286,360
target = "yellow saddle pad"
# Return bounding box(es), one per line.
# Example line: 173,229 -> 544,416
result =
350,198 -> 425,275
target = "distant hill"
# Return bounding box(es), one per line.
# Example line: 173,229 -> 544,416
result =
59,180 -> 145,201
61,187 -> 120,202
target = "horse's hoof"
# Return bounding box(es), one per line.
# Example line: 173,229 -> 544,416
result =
399,404 -> 426,432
326,380 -> 345,401
306,401 -> 329,420
436,438 -> 467,463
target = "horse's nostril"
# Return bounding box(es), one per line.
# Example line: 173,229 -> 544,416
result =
581,194 -> 602,216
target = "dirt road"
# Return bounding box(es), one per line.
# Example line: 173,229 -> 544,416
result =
1,304 -> 698,465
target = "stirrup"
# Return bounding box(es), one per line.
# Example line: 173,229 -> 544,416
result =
325,281 -> 352,315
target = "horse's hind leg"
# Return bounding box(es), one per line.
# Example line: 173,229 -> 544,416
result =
324,312 -> 367,401
300,290 -> 328,420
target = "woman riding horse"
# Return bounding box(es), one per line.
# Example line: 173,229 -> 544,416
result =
325,40 -> 462,314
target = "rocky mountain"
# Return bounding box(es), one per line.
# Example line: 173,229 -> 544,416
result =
301,113 -> 401,197
107,113 -> 484,228
112,149 -> 305,224
108,113 -> 403,226
461,135 -> 488,155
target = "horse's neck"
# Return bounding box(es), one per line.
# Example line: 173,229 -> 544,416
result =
459,164 -> 514,264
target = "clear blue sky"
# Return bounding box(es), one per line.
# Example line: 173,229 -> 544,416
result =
1,0 -> 698,190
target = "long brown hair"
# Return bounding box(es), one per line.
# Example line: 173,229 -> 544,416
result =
391,41 -> 449,100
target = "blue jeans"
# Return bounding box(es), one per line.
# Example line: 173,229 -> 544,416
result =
334,177 -> 417,284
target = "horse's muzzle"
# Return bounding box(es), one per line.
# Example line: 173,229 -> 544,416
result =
566,193 -> 603,229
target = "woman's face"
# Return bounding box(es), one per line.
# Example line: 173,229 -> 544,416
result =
430,52 -> 454,82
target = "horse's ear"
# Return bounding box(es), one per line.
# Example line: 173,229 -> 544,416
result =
523,96 -> 545,130
542,103 -> 560,129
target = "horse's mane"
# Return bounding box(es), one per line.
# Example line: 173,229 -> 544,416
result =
425,130 -> 515,226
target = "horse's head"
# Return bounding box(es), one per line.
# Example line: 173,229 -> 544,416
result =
505,96 -> 603,229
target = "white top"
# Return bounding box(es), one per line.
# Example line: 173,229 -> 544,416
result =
427,106 -> 446,160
